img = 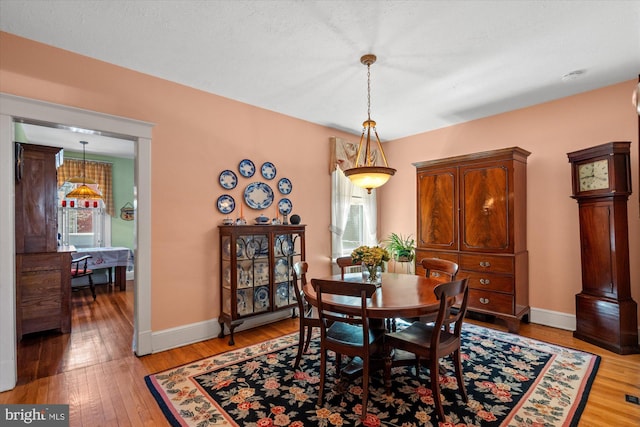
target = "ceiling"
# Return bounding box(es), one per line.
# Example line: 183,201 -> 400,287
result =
1,1 -> 639,158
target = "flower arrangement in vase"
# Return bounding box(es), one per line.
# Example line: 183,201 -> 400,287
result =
351,245 -> 391,284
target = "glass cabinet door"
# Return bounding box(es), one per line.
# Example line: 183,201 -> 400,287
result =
236,234 -> 269,316
274,233 -> 302,308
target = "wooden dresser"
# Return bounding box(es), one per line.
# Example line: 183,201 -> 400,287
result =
15,143 -> 72,338
414,147 -> 530,333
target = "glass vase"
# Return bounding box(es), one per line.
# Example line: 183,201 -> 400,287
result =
362,263 -> 382,285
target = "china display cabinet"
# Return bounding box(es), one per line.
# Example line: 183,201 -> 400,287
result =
218,224 -> 306,345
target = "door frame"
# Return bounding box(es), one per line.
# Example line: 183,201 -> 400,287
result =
0,93 -> 153,391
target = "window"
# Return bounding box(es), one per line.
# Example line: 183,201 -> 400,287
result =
330,168 -> 377,263
341,197 -> 364,255
57,182 -> 110,248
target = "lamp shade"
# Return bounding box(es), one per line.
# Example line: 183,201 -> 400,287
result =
344,166 -> 395,191
65,184 -> 102,199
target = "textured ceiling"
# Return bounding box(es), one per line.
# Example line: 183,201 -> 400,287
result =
1,0 -> 639,156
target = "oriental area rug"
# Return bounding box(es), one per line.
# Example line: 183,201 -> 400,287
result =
145,324 -> 600,427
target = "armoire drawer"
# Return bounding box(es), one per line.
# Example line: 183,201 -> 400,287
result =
458,271 -> 514,293
459,253 -> 514,274
468,289 -> 514,315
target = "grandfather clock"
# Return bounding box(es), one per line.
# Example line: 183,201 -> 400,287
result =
567,141 -> 638,354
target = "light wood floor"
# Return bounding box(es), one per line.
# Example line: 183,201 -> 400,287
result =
2,282 -> 639,426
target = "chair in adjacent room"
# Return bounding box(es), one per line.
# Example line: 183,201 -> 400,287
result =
311,278 -> 384,421
383,278 -> 470,422
292,261 -> 321,369
336,256 -> 360,279
70,254 -> 96,300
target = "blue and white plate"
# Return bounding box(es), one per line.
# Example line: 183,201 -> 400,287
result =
238,159 -> 255,178
278,198 -> 293,215
277,177 -> 292,194
254,286 -> 269,309
261,162 -> 277,180
219,170 -> 237,189
217,194 -> 235,214
275,258 -> 288,281
244,182 -> 274,209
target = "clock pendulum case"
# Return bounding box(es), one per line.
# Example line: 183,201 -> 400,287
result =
567,141 -> 639,354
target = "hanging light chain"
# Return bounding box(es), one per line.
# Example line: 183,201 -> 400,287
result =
367,62 -> 371,121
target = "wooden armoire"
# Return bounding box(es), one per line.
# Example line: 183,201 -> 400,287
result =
15,143 -> 73,339
414,147 -> 530,333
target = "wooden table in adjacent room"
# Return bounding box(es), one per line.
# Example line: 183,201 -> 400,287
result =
74,246 -> 133,291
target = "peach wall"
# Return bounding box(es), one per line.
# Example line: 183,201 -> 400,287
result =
380,80 -> 639,320
2,32 -> 637,333
0,32 -> 354,331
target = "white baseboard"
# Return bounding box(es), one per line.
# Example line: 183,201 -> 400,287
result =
150,310 -> 294,353
147,307 -> 639,354
529,307 -> 640,344
529,307 -> 576,331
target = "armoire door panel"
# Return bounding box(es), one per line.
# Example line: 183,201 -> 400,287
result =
460,165 -> 509,252
417,169 -> 457,250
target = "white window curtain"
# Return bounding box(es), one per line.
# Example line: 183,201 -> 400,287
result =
329,137 -> 378,268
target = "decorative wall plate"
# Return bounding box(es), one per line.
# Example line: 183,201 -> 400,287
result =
278,198 -> 293,215
277,177 -> 292,194
217,195 -> 235,214
238,159 -> 256,178
244,182 -> 274,209
219,169 -> 238,189
261,162 -> 277,180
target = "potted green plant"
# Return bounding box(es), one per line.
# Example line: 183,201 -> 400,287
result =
382,233 -> 416,262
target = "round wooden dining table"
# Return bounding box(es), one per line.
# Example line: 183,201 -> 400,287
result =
304,272 -> 442,319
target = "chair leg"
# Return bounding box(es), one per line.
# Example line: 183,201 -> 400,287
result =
361,358 -> 369,420
294,323 -> 305,369
303,325 -> 313,353
430,357 -> 445,422
89,275 -> 96,300
453,349 -> 467,402
384,348 -> 393,394
317,348 -> 326,406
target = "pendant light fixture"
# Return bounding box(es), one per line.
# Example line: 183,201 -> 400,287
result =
65,140 -> 102,199
343,54 -> 396,193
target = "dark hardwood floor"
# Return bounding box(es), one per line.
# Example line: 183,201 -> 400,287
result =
2,280 -> 639,426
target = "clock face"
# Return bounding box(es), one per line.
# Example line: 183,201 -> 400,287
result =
578,159 -> 609,192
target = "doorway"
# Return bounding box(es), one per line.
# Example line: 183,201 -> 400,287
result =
0,93 -> 153,392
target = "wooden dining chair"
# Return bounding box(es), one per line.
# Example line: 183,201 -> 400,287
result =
336,256 -> 360,279
420,257 -> 459,282
394,257 -> 460,330
292,261 -> 321,369
311,278 -> 384,421
383,278 -> 469,423
71,254 -> 96,300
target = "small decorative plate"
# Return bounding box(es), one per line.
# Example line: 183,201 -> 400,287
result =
244,182 -> 274,209
277,177 -> 292,194
275,258 -> 288,281
254,286 -> 269,309
219,170 -> 237,189
217,194 -> 235,214
238,159 -> 256,178
244,238 -> 260,259
261,162 -> 277,180
278,198 -> 293,215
